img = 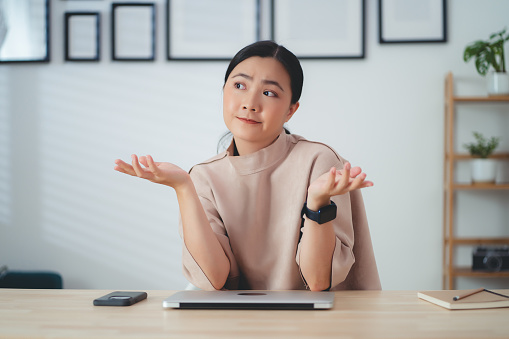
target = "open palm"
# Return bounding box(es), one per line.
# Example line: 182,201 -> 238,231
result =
307,163 -> 373,207
114,155 -> 190,189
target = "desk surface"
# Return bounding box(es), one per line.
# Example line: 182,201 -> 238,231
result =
1,289 -> 508,338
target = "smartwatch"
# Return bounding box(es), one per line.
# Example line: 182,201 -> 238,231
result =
301,201 -> 337,224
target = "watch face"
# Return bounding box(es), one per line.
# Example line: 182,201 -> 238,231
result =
317,203 -> 337,224
302,201 -> 337,224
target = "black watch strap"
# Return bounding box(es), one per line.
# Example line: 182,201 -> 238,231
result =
301,201 -> 337,224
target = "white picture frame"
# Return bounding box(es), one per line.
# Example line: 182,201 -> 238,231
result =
0,0 -> 50,63
379,0 -> 447,43
65,12 -> 100,61
271,0 -> 365,59
167,0 -> 260,61
112,3 -> 156,61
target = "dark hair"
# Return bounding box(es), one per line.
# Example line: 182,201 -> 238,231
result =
224,40 -> 303,104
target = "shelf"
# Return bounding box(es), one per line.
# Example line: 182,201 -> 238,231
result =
448,153 -> 509,160
445,237 -> 509,245
453,267 -> 509,278
453,96 -> 509,102
443,72 -> 509,289
453,183 -> 509,190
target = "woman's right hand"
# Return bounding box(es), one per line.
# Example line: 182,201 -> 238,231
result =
114,155 -> 190,190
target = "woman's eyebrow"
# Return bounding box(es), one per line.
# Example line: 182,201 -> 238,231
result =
232,73 -> 285,92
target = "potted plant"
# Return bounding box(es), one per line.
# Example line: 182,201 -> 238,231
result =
463,132 -> 501,183
463,28 -> 509,95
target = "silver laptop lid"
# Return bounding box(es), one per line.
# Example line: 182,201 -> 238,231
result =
162,290 -> 334,310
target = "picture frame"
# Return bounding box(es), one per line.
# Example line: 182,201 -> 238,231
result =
0,0 -> 50,63
167,0 -> 260,61
64,12 -> 100,62
379,0 -> 447,44
111,3 -> 156,61
271,0 -> 365,59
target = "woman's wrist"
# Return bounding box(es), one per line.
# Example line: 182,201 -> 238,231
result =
306,194 -> 332,211
172,174 -> 194,195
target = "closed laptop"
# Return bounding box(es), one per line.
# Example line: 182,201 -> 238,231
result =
162,290 -> 334,310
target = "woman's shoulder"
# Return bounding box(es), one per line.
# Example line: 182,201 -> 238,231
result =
289,133 -> 347,164
188,151 -> 228,176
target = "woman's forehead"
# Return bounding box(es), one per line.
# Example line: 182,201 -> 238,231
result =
229,57 -> 290,84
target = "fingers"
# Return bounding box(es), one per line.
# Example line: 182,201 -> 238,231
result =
138,156 -> 149,168
338,162 -> 351,188
146,155 -> 159,175
363,179 -> 374,188
350,166 -> 362,178
326,167 -> 336,190
114,159 -> 136,176
339,165 -> 361,178
114,155 -> 160,182
332,162 -> 374,195
131,154 -> 147,178
349,172 -> 367,190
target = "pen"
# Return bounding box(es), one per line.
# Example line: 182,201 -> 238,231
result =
452,287 -> 485,301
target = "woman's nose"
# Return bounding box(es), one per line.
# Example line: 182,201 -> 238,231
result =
242,91 -> 260,112
242,105 -> 257,112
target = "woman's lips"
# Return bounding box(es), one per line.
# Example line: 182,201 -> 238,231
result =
237,117 -> 260,124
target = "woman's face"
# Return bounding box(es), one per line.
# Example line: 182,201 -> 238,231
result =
223,56 -> 299,155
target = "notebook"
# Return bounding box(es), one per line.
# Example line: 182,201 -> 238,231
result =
418,289 -> 509,310
162,290 -> 335,310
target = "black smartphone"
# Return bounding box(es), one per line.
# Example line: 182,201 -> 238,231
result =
93,291 -> 147,306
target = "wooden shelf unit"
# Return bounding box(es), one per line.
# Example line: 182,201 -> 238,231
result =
443,72 -> 509,290
453,267 -> 509,278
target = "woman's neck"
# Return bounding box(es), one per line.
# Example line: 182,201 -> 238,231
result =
232,134 -> 281,156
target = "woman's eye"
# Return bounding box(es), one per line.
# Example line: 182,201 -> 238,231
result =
263,91 -> 277,97
235,83 -> 246,90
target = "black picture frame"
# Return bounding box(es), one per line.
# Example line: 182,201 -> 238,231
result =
65,12 -> 100,62
111,3 -> 156,61
167,0 -> 260,61
271,0 -> 365,59
0,0 -> 50,63
379,0 -> 447,44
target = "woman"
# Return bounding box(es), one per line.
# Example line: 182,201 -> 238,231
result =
114,41 -> 381,291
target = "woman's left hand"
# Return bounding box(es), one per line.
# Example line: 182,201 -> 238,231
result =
306,162 -> 373,210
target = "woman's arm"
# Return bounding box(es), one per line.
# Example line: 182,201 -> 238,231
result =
114,155 -> 230,290
299,163 -> 372,291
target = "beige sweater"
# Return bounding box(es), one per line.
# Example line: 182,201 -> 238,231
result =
180,131 -> 381,291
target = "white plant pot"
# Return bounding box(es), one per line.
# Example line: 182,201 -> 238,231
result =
487,71 -> 509,96
471,158 -> 497,183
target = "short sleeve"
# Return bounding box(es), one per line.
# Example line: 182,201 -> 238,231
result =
296,192 -> 356,289
294,151 -> 356,290
179,169 -> 240,291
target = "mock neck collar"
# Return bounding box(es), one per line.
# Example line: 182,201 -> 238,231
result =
226,130 -> 290,175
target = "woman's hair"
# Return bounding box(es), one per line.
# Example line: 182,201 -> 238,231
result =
218,41 -> 302,153
224,40 -> 303,104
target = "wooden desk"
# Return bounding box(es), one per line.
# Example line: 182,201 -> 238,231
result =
1,289 -> 508,338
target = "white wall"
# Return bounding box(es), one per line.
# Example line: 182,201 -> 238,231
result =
1,0 -> 508,290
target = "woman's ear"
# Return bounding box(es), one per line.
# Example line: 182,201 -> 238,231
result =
285,102 -> 300,122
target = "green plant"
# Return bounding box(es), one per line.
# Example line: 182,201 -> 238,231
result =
463,28 -> 509,76
463,132 -> 500,158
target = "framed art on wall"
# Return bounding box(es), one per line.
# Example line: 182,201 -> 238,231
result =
0,0 -> 50,63
271,0 -> 365,59
112,3 -> 156,61
379,0 -> 447,43
167,0 -> 260,61
65,12 -> 100,61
